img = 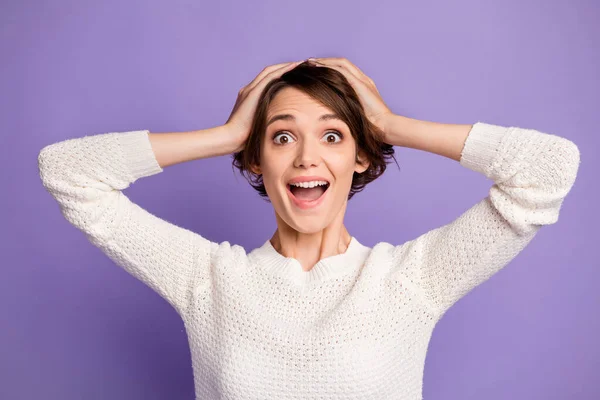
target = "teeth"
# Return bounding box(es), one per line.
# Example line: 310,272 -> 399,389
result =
290,180 -> 329,188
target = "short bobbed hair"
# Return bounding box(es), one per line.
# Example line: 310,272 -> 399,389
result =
231,61 -> 399,202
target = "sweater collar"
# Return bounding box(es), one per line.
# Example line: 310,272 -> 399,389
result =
249,236 -> 371,286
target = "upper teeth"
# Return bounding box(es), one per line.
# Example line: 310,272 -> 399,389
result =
290,180 -> 328,188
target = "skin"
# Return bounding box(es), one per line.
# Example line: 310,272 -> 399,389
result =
246,57 -> 472,272
149,57 -> 472,272
249,87 -> 370,272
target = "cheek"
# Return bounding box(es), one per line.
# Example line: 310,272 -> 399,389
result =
329,155 -> 357,178
259,155 -> 287,191
261,153 -> 283,173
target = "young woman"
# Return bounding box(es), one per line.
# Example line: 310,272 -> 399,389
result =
38,58 -> 580,399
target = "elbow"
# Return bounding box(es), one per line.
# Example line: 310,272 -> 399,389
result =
38,145 -> 54,182
539,137 -> 581,193
557,138 -> 581,190
38,146 -> 51,183
37,143 -> 63,187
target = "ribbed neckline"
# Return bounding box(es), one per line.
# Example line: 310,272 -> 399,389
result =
249,236 -> 371,285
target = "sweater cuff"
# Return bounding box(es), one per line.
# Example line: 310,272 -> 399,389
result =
118,130 -> 164,181
459,122 -> 509,176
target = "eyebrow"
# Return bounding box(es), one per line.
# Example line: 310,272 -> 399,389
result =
266,113 -> 342,127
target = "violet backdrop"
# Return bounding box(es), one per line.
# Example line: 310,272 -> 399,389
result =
2,0 -> 598,399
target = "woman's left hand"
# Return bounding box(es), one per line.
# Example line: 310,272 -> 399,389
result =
308,57 -> 394,140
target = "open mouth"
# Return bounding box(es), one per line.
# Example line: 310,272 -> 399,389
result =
287,182 -> 330,206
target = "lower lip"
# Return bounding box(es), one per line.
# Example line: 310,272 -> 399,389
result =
286,184 -> 329,210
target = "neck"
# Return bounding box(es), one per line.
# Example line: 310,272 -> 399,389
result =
270,206 -> 352,272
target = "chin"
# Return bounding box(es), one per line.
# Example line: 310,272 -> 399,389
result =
290,220 -> 330,235
273,205 -> 332,234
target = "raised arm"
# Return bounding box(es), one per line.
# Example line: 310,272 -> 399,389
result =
383,117 -> 581,318
37,125 -> 239,317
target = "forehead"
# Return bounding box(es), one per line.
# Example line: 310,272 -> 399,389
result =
267,87 -> 344,126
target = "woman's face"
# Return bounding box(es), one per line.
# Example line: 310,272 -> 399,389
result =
251,87 -> 369,234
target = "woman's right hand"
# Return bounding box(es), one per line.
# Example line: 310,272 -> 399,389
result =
225,60 -> 303,153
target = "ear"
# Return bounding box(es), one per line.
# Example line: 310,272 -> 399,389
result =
249,163 -> 262,175
354,149 -> 370,174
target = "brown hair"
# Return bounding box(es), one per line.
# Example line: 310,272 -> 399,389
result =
231,60 -> 399,202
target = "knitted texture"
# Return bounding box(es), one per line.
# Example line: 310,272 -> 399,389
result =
38,122 -> 580,399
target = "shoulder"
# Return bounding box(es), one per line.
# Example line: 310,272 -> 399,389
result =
209,240 -> 249,261
366,235 -> 429,281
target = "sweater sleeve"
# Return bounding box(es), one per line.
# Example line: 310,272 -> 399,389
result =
391,122 -> 581,318
37,130 -> 217,318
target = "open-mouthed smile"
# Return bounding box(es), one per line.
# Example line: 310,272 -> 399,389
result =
286,178 -> 331,210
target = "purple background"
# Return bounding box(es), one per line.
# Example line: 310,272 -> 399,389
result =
2,0 -> 598,399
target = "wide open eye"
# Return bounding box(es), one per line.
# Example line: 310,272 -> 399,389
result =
273,130 -> 343,145
273,132 -> 294,145
323,131 -> 343,143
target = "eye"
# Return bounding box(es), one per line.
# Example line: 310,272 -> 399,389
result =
272,130 -> 344,145
323,131 -> 343,143
273,131 -> 294,145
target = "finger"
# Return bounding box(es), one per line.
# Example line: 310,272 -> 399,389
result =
310,57 -> 364,83
246,61 -> 301,92
311,58 -> 368,90
312,58 -> 373,87
340,59 -> 372,83
247,60 -> 301,93
336,59 -> 374,87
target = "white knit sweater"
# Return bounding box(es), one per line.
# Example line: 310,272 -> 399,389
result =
37,122 -> 580,399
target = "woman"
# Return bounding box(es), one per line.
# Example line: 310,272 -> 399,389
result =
38,58 -> 580,399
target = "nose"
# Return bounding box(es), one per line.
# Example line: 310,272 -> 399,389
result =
293,136 -> 321,169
